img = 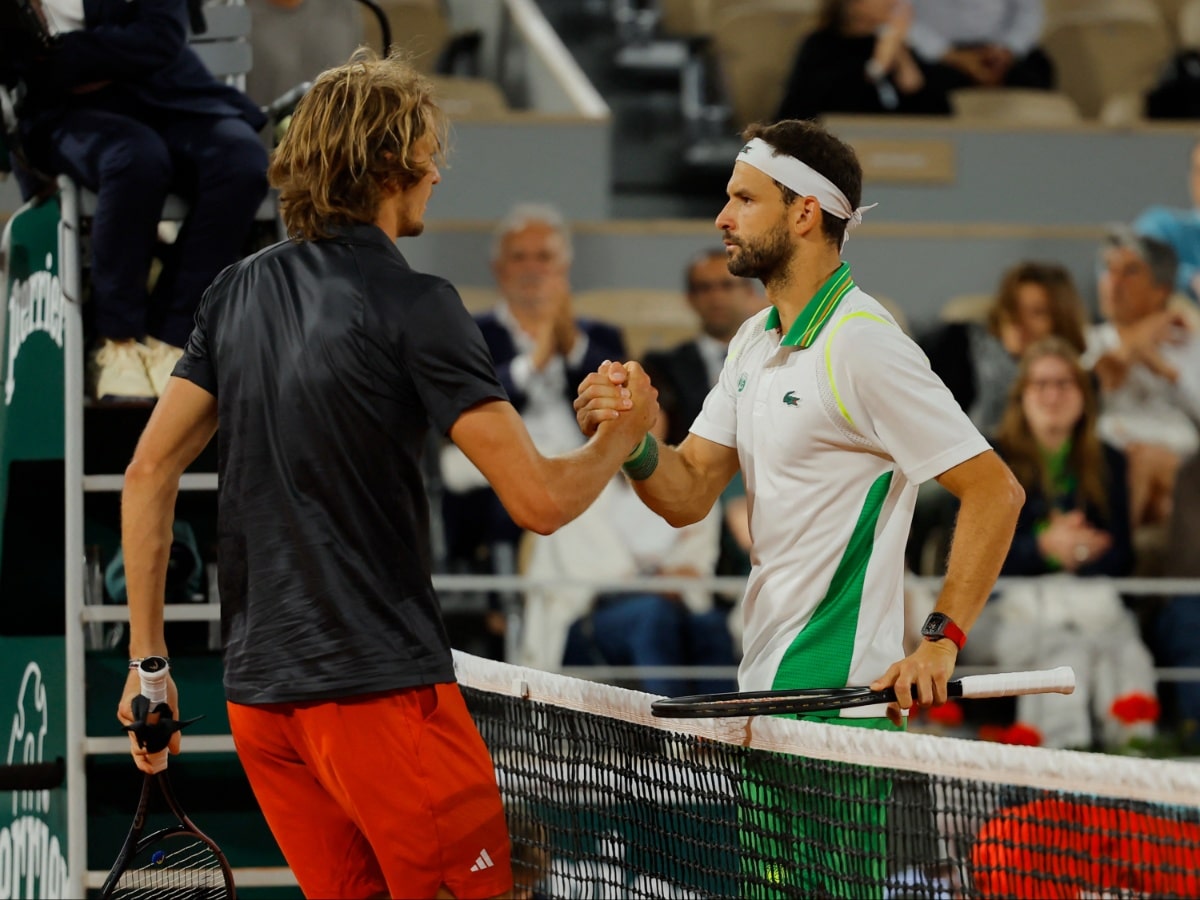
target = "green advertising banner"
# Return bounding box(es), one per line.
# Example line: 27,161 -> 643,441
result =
0,194 -> 66,581
1,194 -> 65,449
0,637 -> 69,898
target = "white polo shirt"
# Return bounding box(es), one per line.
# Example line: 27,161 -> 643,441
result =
690,263 -> 989,718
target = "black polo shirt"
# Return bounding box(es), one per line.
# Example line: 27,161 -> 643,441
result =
174,223 -> 506,705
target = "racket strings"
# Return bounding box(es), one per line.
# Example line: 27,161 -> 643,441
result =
112,833 -> 229,900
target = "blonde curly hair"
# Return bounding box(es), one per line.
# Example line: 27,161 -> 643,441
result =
269,48 -> 449,240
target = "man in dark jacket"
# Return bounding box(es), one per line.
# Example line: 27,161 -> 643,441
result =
643,247 -> 760,446
440,203 -> 627,572
1,0 -> 268,400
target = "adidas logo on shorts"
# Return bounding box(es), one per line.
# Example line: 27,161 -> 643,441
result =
470,848 -> 495,872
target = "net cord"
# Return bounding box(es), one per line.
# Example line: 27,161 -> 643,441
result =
453,650 -> 1200,808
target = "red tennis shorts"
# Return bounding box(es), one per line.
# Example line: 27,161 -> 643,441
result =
228,682 -> 512,898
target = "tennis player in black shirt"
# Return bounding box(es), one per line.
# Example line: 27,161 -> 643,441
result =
117,49 -> 657,899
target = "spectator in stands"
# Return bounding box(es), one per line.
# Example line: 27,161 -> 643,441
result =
1154,452 -> 1200,752
643,248 -> 764,584
644,247 -> 761,446
912,262 -> 1087,573
1134,137 -> 1200,303
245,0 -> 363,117
777,0 -> 952,121
908,0 -> 1054,92
439,204 -> 626,574
923,260 -> 1088,435
977,338 -> 1153,750
520,409 -> 736,697
1084,227 -> 1200,532
0,0 -> 270,401
996,339 -> 1133,580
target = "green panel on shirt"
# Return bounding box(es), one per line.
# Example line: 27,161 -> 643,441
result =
771,471 -> 895,716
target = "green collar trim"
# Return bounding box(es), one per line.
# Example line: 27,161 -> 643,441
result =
765,262 -> 855,348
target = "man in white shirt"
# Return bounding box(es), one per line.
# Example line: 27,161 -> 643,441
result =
908,0 -> 1054,90
580,121 -> 1022,715
1085,227 -> 1200,530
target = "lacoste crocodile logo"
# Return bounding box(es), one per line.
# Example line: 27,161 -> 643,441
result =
783,391 -> 801,407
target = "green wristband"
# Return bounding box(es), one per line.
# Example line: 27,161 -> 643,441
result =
622,434 -> 659,481
624,435 -> 648,463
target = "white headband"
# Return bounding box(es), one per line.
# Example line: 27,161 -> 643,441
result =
737,138 -> 876,244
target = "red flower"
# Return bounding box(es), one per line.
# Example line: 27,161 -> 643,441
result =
979,723 -> 1043,746
1110,693 -> 1160,725
926,700 -> 965,727
1001,723 -> 1043,746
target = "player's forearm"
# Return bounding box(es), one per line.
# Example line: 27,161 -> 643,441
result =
629,441 -> 718,528
520,423 -> 636,534
935,476 -> 1024,633
121,460 -> 179,658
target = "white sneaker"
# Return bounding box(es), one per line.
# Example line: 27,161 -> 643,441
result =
141,336 -> 185,397
90,339 -> 156,402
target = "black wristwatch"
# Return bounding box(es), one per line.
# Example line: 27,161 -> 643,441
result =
921,612 -> 966,651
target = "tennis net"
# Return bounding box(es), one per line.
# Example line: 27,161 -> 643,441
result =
454,651 -> 1200,899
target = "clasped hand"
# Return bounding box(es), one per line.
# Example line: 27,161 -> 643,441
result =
1037,509 -> 1111,571
574,360 -> 659,439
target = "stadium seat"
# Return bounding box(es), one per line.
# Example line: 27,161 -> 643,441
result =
1149,0 -> 1192,40
1042,0 -> 1173,118
1179,0 -> 1200,45
1098,91 -> 1148,126
938,293 -> 993,324
658,0 -> 714,37
950,88 -> 1084,125
572,288 -> 700,359
429,75 -> 509,117
658,0 -> 773,38
710,0 -> 820,127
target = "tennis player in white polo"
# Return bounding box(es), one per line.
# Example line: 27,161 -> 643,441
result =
575,118 -> 1025,896
578,119 -> 1023,722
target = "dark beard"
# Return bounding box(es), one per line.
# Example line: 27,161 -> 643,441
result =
726,224 -> 792,288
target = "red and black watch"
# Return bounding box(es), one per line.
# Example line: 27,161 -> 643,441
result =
921,612 -> 967,651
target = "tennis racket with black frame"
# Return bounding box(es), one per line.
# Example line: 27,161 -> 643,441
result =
650,666 -> 1076,718
100,656 -> 235,900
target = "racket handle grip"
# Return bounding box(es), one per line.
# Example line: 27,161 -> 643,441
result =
136,656 -> 170,706
136,657 -> 171,773
955,666 -> 1076,699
